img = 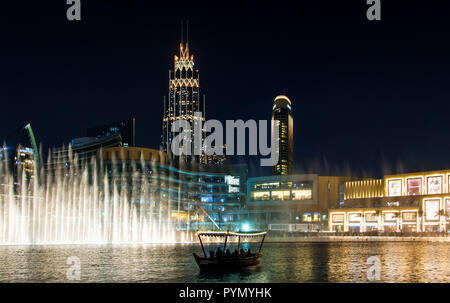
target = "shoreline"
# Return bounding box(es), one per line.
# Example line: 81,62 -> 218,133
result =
265,236 -> 450,242
265,232 -> 450,242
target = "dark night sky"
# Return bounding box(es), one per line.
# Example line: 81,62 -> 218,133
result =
1,1 -> 449,177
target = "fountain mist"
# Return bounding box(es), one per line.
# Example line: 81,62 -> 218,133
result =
0,146 -> 193,245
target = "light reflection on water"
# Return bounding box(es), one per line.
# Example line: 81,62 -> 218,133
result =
0,242 -> 448,282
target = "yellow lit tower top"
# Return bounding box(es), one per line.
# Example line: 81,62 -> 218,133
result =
162,21 -> 206,164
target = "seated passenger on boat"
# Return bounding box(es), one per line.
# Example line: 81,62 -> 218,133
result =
216,247 -> 223,259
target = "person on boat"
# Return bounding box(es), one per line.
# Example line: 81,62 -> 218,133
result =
209,250 -> 215,259
239,248 -> 246,257
216,247 -> 223,259
224,249 -> 231,258
232,249 -> 239,257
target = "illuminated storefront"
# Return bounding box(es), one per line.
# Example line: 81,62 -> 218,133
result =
247,174 -> 352,230
329,169 -> 450,232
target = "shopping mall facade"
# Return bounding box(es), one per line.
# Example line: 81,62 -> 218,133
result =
245,174 -> 353,231
329,169 -> 450,232
96,147 -> 246,231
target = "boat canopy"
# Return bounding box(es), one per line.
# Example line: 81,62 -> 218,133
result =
196,231 -> 267,237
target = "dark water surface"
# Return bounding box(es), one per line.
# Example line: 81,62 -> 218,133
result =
0,242 -> 448,282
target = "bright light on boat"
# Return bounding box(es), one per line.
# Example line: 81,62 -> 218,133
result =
241,224 -> 250,232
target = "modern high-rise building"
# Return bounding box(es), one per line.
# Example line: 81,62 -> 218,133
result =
272,95 -> 294,175
0,123 -> 39,186
86,118 -> 136,147
162,23 -> 205,164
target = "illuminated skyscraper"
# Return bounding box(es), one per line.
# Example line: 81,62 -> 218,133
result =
272,95 -> 293,175
162,22 -> 205,164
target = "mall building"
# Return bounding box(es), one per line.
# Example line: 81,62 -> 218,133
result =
96,147 -> 246,231
329,169 -> 450,233
245,174 -> 353,231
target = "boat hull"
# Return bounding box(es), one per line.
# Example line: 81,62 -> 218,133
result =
193,253 -> 263,270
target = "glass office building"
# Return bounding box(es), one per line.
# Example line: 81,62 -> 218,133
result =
96,147 -> 245,231
86,118 -> 135,147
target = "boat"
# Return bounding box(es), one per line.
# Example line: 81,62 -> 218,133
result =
193,230 -> 268,271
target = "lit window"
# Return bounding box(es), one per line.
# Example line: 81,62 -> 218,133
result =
427,176 -> 442,194
252,191 -> 270,201
271,190 -> 290,200
407,177 -> 422,195
424,199 -> 440,221
388,179 -> 402,197
292,189 -> 312,200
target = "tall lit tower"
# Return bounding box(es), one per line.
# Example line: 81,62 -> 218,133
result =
162,22 -> 205,164
272,95 -> 293,175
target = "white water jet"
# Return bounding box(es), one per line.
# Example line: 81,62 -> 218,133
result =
0,147 -> 192,245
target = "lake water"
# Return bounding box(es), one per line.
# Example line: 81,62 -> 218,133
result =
0,242 -> 448,282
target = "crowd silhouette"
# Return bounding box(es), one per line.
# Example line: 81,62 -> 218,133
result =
208,247 -> 254,259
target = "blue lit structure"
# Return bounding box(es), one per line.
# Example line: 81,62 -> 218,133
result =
96,147 -> 247,231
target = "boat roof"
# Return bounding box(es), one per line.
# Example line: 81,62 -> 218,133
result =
197,231 -> 268,237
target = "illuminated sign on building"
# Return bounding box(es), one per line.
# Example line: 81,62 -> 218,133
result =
386,201 -> 400,207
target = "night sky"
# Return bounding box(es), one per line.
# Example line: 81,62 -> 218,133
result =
1,1 -> 449,177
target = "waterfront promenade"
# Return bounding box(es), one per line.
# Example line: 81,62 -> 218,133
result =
265,231 -> 450,242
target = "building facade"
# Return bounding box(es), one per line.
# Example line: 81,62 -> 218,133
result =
86,118 -> 136,147
96,147 -> 245,231
246,174 -> 351,231
272,95 -> 293,175
329,169 -> 450,233
0,123 -> 39,186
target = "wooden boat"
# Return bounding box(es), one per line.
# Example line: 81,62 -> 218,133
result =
193,230 -> 267,271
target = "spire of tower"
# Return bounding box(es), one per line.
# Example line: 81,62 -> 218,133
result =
181,20 -> 184,45
179,20 -> 190,59
186,20 -> 189,47
185,20 -> 190,58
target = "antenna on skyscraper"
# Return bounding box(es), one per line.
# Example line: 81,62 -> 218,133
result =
186,20 -> 189,46
181,20 -> 184,45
